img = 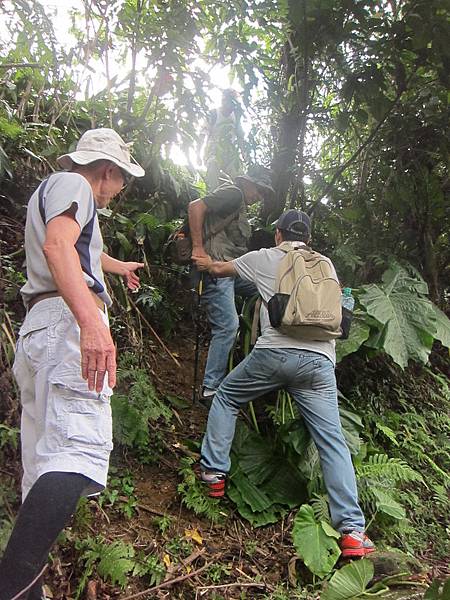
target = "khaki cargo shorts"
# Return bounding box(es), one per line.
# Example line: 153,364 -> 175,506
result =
13,297 -> 113,500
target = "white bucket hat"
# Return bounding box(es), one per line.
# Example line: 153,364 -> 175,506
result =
57,128 -> 145,178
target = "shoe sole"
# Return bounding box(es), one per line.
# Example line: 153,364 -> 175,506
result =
207,481 -> 225,498
209,490 -> 225,498
341,547 -> 375,558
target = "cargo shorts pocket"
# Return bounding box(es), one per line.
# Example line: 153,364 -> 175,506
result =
66,405 -> 113,450
19,300 -> 66,372
56,395 -> 113,453
49,365 -> 113,453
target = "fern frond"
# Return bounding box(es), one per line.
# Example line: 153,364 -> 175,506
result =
97,540 -> 135,586
356,453 -> 423,484
177,458 -> 224,523
133,553 -> 166,585
75,537 -> 136,597
310,494 -> 331,523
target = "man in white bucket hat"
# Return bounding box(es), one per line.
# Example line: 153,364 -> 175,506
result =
57,127 -> 145,182
0,129 -> 145,599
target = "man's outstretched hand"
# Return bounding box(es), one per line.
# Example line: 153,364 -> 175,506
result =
122,261 -> 144,290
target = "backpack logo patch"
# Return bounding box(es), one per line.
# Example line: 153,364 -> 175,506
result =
305,310 -> 336,322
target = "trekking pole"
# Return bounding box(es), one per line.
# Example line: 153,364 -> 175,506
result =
192,272 -> 204,404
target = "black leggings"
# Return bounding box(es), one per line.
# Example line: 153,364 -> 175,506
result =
0,472 -> 91,600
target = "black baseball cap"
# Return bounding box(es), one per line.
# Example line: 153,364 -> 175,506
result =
275,209 -> 311,235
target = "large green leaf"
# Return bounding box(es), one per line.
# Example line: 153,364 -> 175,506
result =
321,559 -> 374,600
231,421 -> 308,510
229,467 -> 273,512
295,438 -> 320,481
236,433 -> 279,485
336,317 -> 370,362
227,469 -> 285,527
279,419 -> 311,457
292,505 -> 340,578
232,420 -> 251,452
372,488 -> 405,520
338,405 -> 363,456
261,466 -> 308,507
359,264 -> 437,368
381,261 -> 429,296
431,305 -> 450,349
227,484 -> 285,526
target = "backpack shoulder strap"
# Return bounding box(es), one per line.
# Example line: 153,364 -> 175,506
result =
277,241 -> 312,254
277,241 -> 293,254
207,207 -> 241,238
251,297 -> 262,345
38,176 -> 52,223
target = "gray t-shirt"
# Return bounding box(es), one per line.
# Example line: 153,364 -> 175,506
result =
233,243 -> 337,364
20,172 -> 112,308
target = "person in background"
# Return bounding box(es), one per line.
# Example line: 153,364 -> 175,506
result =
192,209 -> 375,559
188,166 -> 274,407
0,128 -> 145,600
203,89 -> 247,190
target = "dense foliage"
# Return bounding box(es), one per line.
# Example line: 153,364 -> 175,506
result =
0,0 -> 449,597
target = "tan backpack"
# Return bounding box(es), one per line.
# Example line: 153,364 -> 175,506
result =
267,242 -> 342,341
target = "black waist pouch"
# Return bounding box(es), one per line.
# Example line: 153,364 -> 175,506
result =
267,293 -> 290,328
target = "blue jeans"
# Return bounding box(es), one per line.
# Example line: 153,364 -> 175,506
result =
201,275 -> 256,391
201,348 -> 365,532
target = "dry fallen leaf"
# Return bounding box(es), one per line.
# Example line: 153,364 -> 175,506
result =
184,528 -> 203,545
86,580 -> 97,600
287,556 -> 298,587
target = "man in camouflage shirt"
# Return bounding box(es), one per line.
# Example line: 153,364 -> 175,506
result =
188,167 -> 274,405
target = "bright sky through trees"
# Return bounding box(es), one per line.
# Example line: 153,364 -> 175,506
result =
38,0 -> 250,168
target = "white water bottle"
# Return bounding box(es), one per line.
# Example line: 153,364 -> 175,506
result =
341,287 -> 355,311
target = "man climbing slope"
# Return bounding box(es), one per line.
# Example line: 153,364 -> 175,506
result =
188,166 -> 275,406
203,89 -> 247,190
0,128 -> 145,599
193,209 -> 375,559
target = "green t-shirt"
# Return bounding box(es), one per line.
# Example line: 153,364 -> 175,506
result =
202,184 -> 251,261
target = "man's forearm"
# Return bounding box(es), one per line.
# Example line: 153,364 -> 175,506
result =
188,200 -> 207,250
44,242 -> 102,328
209,261 -> 234,277
208,260 -> 237,278
101,252 -> 126,275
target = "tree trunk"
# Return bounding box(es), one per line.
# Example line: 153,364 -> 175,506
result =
127,0 -> 142,114
267,39 -> 301,223
268,4 -> 310,221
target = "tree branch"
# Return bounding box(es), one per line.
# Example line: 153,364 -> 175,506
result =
0,63 -> 41,69
119,558 -> 216,600
309,70 -> 417,215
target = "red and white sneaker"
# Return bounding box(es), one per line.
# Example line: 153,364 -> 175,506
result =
340,531 -> 375,558
200,470 -> 226,498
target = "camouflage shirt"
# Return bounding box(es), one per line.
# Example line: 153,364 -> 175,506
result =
202,183 -> 251,262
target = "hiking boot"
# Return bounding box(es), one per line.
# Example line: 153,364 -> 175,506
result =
340,531 -> 375,558
198,388 -> 216,410
199,469 -> 226,498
